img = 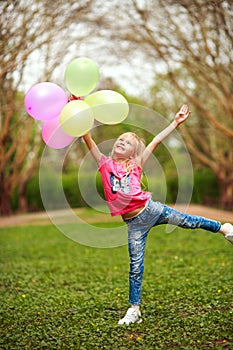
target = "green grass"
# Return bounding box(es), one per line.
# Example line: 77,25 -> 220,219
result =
0,223 -> 232,349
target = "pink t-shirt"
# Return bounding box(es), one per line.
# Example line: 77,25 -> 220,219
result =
98,155 -> 151,216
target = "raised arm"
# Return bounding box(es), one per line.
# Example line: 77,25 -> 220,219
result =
82,133 -> 103,165
141,104 -> 191,166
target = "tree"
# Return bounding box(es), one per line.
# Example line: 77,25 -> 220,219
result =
97,0 -> 233,209
1,0 -> 232,214
0,0 -> 96,215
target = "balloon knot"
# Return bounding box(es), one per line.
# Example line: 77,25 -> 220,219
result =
69,94 -> 84,102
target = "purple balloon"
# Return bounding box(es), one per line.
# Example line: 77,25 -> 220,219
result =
42,116 -> 74,149
24,82 -> 68,121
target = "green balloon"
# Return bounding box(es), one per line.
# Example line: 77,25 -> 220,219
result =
64,57 -> 99,96
85,90 -> 129,124
60,100 -> 94,137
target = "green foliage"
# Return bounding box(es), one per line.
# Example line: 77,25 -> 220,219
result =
0,223 -> 232,349
62,172 -> 85,208
10,188 -> 19,212
192,169 -> 219,205
20,165 -> 220,212
62,171 -> 105,208
25,175 -> 44,211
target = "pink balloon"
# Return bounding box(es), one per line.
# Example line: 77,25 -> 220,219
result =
24,82 -> 68,121
42,116 -> 74,149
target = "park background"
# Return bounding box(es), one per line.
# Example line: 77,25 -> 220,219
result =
0,0 -> 233,216
0,1 -> 233,349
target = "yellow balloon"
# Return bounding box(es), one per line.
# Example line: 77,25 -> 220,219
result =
64,57 -> 99,96
60,101 -> 94,137
85,90 -> 129,124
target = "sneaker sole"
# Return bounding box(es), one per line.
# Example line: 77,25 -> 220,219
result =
225,236 -> 233,244
118,318 -> 142,325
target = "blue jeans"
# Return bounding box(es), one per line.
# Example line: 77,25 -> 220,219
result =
124,199 -> 221,305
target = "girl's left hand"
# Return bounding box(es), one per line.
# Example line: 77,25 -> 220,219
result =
175,104 -> 191,125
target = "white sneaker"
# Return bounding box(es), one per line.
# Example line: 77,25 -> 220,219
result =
118,308 -> 142,325
221,223 -> 233,245
225,233 -> 233,244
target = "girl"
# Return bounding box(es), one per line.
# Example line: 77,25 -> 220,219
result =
83,104 -> 233,325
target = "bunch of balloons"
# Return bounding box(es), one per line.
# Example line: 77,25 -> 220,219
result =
24,57 -> 129,149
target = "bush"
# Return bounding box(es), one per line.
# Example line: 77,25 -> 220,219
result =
157,168 -> 219,206
25,175 -> 44,211
21,166 -> 220,213
192,168 -> 219,205
62,172 -> 84,208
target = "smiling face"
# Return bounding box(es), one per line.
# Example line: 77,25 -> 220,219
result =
111,132 -> 144,162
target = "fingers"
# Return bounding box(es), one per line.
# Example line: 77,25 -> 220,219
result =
175,105 -> 191,125
180,104 -> 189,114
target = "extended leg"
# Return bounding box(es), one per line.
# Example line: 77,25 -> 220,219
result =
156,204 -> 221,232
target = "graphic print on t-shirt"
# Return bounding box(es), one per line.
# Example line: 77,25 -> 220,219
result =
110,172 -> 131,194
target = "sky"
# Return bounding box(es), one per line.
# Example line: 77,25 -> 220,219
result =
21,44 -> 156,100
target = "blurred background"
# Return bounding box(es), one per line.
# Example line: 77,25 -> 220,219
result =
0,0 -> 232,216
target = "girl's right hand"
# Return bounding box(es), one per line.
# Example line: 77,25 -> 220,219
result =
175,104 -> 191,125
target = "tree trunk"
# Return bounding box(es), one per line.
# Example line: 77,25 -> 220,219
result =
0,175 -> 12,216
18,181 -> 28,213
217,176 -> 233,211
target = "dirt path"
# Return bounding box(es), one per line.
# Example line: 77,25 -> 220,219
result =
0,205 -> 232,228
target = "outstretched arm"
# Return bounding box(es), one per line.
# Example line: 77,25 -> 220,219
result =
82,133 -> 103,165
141,104 -> 191,166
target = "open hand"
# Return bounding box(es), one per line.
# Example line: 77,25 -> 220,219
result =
175,104 -> 191,125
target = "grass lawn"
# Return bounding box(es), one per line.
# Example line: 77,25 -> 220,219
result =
0,222 -> 232,349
